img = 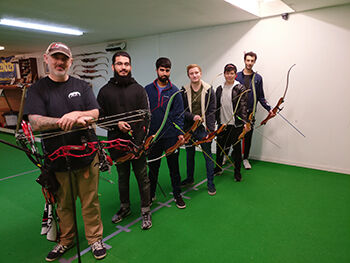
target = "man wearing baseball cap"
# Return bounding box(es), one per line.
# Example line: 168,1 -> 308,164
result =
46,42 -> 73,58
24,42 -> 106,261
214,63 -> 250,181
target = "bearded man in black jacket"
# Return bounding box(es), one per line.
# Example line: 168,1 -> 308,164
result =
97,51 -> 152,230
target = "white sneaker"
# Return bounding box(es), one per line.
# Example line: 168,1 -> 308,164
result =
243,159 -> 251,169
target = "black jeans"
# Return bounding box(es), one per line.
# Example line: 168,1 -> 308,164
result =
116,154 -> 150,212
216,125 -> 243,180
243,128 -> 253,160
148,137 -> 182,198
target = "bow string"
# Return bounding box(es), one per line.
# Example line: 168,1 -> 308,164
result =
259,64 -> 296,126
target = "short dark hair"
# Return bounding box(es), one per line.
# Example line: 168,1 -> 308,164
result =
112,51 -> 131,65
244,51 -> 257,61
224,63 -> 237,73
156,57 -> 171,69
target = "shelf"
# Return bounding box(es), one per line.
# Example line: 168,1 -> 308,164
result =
19,58 -> 38,83
0,85 -> 27,132
0,84 -> 27,90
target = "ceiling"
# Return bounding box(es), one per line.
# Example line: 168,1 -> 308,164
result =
0,0 -> 349,57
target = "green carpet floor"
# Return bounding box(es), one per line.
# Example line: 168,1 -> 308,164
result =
1,132 -> 350,263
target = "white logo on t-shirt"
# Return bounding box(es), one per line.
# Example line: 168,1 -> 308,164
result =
68,91 -> 81,99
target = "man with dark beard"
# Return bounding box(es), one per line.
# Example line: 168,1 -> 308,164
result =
145,57 -> 186,209
97,51 -> 152,230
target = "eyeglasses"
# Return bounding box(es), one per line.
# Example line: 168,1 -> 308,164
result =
114,62 -> 130,67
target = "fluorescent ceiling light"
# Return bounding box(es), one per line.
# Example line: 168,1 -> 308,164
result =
225,0 -> 295,17
0,18 -> 83,36
0,46 -> 4,50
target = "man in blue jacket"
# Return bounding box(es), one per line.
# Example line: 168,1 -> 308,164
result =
236,52 -> 275,169
145,57 -> 186,209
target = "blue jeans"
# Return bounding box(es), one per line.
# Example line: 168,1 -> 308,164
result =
186,126 -> 215,189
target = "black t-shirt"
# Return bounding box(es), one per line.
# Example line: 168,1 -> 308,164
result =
191,85 -> 202,117
24,76 -> 100,172
243,74 -> 252,91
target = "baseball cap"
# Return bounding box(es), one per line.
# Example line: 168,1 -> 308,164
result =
224,63 -> 237,73
46,42 -> 72,58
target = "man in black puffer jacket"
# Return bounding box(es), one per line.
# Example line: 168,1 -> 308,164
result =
97,51 -> 152,230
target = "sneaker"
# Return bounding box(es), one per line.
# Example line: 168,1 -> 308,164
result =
141,212 -> 152,230
181,178 -> 194,187
45,243 -> 74,262
91,240 -> 107,260
243,159 -> 251,169
174,195 -> 186,209
208,186 -> 216,196
111,207 -> 131,224
214,167 -> 222,176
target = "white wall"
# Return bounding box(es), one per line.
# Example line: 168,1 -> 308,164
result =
124,5 -> 350,175
22,4 -> 350,174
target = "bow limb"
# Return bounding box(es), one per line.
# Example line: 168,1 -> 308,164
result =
115,153 -> 136,164
6,84 -> 44,168
195,123 -> 236,173
251,72 -> 257,120
48,143 -> 97,161
164,119 -> 202,156
146,152 -> 167,163
259,97 -> 283,126
237,114 -> 253,142
194,87 -> 251,148
192,124 -> 226,146
210,72 -> 223,86
115,110 -> 151,164
235,73 -> 257,144
152,90 -> 183,143
143,134 -> 155,151
106,109 -> 151,164
169,121 -> 225,171
0,138 -> 44,168
259,64 -> 296,126
146,88 -> 205,154
48,138 -> 135,161
16,120 -> 44,168
231,116 -> 252,147
142,90 -> 183,157
15,84 -> 29,133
